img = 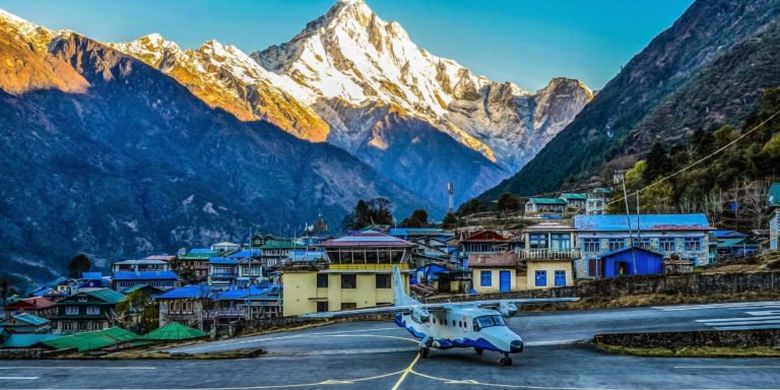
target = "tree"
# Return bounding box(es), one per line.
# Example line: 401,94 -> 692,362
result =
341,198 -> 394,231
115,290 -> 159,334
457,198 -> 487,216
442,212 -> 459,230
497,193 -> 520,212
67,253 -> 92,279
400,209 -> 429,228
691,129 -> 716,159
643,142 -> 672,184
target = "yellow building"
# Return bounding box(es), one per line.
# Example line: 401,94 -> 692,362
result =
281,230 -> 414,316
519,222 -> 578,289
468,253 -> 524,294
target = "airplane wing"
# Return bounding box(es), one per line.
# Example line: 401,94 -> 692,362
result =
302,297 -> 578,318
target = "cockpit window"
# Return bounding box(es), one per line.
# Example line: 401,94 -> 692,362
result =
474,315 -> 506,329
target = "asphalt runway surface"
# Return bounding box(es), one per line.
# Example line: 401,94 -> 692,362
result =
1,301 -> 779,390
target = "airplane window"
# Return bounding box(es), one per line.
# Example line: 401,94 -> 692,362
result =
475,315 -> 507,329
452,320 -> 455,327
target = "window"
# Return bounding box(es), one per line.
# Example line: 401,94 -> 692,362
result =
62,322 -> 73,332
608,239 -> 625,251
480,271 -> 492,287
684,238 -> 702,251
583,238 -> 599,252
473,315 -> 506,330
341,302 -> 357,310
86,306 -> 100,315
636,238 -> 652,250
316,274 -> 328,288
341,274 -> 357,289
535,270 -> 547,287
376,274 -> 391,289
78,296 -> 87,303
316,301 -> 328,313
550,233 -> 571,250
65,306 -> 79,315
660,238 -> 676,252
529,233 -> 547,249
452,320 -> 456,327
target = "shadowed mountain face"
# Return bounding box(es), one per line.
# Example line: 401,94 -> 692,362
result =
0,27 -> 429,284
482,0 -> 780,199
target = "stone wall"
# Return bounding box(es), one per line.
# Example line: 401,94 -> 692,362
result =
0,348 -> 44,359
594,329 -> 780,349
425,271 -> 780,303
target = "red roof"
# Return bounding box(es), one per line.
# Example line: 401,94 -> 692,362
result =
459,230 -> 509,243
319,230 -> 414,248
5,297 -> 55,310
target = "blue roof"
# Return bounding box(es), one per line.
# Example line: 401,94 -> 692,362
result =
599,246 -> 663,259
389,228 -> 453,236
209,257 -> 241,265
1,333 -> 61,348
575,214 -> 711,232
157,285 -> 211,299
189,248 -> 214,254
82,272 -> 104,280
113,271 -> 178,281
712,230 -> 749,239
214,285 -> 273,301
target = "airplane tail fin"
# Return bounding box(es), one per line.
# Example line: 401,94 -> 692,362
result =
392,265 -> 415,306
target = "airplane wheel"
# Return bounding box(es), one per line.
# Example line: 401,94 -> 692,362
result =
475,348 -> 484,355
420,347 -> 430,358
500,357 -> 513,366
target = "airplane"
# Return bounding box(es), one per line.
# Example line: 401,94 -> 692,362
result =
304,266 -> 578,366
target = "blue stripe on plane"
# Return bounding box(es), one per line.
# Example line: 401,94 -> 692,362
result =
394,314 -> 503,352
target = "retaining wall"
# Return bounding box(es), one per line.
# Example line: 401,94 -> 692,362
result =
594,329 -> 780,349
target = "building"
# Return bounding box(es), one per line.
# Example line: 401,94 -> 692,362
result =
575,214 -> 713,279
156,285 -> 212,330
525,197 -> 567,215
281,230 -> 414,316
558,193 -> 587,210
51,289 -> 126,333
390,227 -> 456,265
175,249 -> 218,283
518,222 -> 578,289
207,284 -> 283,323
77,272 -> 110,289
3,296 -> 57,319
769,182 -> 780,251
469,253 -> 524,293
208,257 -> 240,289
260,240 -> 305,267
112,271 -> 179,291
0,313 -> 51,334
111,259 -> 170,273
598,247 -> 665,278
585,188 -> 613,215
458,230 -> 515,259
211,242 -> 241,253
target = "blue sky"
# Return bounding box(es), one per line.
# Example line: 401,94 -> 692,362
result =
0,0 -> 692,90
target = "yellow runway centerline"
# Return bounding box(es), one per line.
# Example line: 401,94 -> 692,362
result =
390,352 -> 421,390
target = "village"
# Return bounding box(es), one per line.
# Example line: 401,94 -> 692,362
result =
1,181 -> 778,356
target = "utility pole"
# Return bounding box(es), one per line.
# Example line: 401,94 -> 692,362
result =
614,169 -> 637,275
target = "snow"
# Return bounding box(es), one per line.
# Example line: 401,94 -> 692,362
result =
202,202 -> 218,215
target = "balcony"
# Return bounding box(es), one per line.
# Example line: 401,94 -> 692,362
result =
517,248 -> 580,260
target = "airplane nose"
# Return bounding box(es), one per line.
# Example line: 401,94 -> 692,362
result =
510,339 -> 524,353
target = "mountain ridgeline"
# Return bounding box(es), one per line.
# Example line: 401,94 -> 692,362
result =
0,13 -> 428,283
482,0 -> 780,199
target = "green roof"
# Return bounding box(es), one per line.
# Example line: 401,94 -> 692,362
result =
261,240 -> 305,250
529,197 -> 567,205
559,193 -> 587,201
140,322 -> 207,342
769,182 -> 780,208
42,327 -> 139,352
716,238 -> 759,248
86,289 -> 127,304
2,333 -> 61,348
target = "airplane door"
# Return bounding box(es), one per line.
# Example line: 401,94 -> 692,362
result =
499,271 -> 511,292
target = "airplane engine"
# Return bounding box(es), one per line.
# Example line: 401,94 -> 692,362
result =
498,301 -> 518,318
411,307 -> 431,323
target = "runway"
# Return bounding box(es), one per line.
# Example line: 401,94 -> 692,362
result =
0,301 -> 778,390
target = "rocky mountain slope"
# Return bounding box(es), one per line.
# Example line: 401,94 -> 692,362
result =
0,11 -> 427,284
482,0 -> 780,199
111,0 -> 591,204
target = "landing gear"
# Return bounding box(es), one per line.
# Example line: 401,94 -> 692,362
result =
474,348 -> 484,355
419,346 -> 430,358
499,353 -> 513,366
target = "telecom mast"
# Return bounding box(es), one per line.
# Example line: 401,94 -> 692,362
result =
447,182 -> 455,212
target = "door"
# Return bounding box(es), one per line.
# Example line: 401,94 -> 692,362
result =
554,270 -> 566,287
499,271 -> 511,292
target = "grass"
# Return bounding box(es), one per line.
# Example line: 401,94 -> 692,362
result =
597,343 -> 780,358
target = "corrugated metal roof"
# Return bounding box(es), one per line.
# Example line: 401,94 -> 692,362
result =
42,327 -> 138,352
113,259 -> 168,265
1,333 -> 61,348
140,322 -> 207,341
712,230 -> 749,239
85,289 -> 127,304
156,285 -> 211,300
559,193 -> 588,201
81,272 -> 104,280
529,197 -> 567,205
261,240 -> 305,250
320,230 -> 414,248
575,214 -> 712,231
769,182 -> 780,208
8,313 -> 50,326
214,285 -> 273,301
113,271 -> 178,281
599,246 -> 663,259
208,257 -> 240,265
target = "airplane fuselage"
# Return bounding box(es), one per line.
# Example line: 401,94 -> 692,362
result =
394,306 -> 524,354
